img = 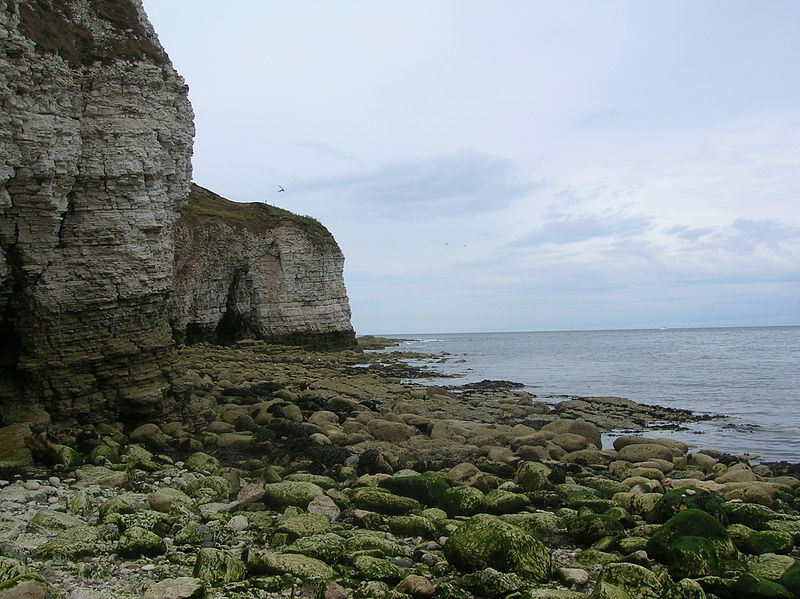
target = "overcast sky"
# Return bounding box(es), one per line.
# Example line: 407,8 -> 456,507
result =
142,0 -> 800,334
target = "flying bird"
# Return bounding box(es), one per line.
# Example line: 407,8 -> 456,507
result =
277,186 -> 285,193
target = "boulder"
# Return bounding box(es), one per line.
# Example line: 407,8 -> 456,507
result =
444,514 -> 554,581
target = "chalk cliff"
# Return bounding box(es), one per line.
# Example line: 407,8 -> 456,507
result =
0,0 -> 355,426
169,185 -> 355,350
0,0 -> 194,424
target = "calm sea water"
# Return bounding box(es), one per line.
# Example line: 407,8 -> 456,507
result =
378,327 -> 800,463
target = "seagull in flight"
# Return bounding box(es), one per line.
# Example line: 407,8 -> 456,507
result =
277,186 -> 285,193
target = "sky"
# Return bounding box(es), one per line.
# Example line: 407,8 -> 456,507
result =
142,0 -> 800,334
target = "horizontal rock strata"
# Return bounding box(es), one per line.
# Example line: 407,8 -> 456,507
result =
169,185 -> 355,350
0,0 -> 194,423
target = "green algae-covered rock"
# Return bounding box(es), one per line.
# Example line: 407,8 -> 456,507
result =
444,514 -> 554,581
117,525 -> 166,558
440,486 -> 487,517
117,510 -> 174,536
351,555 -> 404,582
262,481 -> 325,509
0,557 -> 26,584
343,533 -> 410,558
284,473 -> 338,489
564,492 -> 619,514
353,580 -> 394,599
661,578 -> 707,599
722,502 -> 780,530
35,525 -> 105,559
87,444 -> 120,465
646,487 -> 724,524
174,522 -> 217,547
460,567 -> 525,598
729,522 -> 758,550
744,530 -> 795,555
618,536 -> 649,554
779,562 -> 800,597
485,489 -> 529,515
247,551 -> 334,580
750,554 -> 795,582
285,533 -> 345,563
350,486 -> 421,515
193,548 -> 246,584
29,510 -> 84,532
583,476 -> 628,499
698,573 -> 792,599
591,562 -> 664,599
647,509 -> 736,563
183,452 -> 221,474
768,520 -> 800,543
388,514 -> 439,539
379,472 -> 450,505
512,511 -> 565,545
148,487 -> 196,513
667,535 -> 720,579
144,577 -> 205,599
99,496 -> 135,521
568,514 -> 625,543
514,462 -> 555,492
276,513 -> 332,540
184,476 -> 235,503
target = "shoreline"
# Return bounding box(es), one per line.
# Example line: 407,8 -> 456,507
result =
0,340 -> 798,598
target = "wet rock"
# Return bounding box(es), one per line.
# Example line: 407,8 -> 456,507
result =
247,550 -> 335,579
443,513 -> 553,581
143,577 -> 205,599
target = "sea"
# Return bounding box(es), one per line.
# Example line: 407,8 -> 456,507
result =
374,326 -> 800,463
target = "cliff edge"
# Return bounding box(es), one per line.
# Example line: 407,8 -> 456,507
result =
170,185 -> 355,350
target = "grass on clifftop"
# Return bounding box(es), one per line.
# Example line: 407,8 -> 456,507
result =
181,184 -> 330,240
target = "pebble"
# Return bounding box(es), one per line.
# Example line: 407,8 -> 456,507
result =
141,564 -> 156,571
25,481 -> 41,490
48,477 -> 61,486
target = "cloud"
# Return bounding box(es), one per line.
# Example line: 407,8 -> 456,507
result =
509,210 -> 651,248
664,225 -> 714,241
293,150 -> 540,219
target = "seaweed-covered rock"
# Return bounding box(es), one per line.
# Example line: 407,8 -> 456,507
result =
460,567 -> 525,598
351,555 -> 404,582
247,551 -> 335,579
388,515 -> 439,539
591,562 -> 664,599
35,525 -> 105,559
661,578 -> 707,599
143,577 -> 205,599
667,536 -> 720,579
350,487 -> 421,515
184,476 -> 235,503
285,533 -> 345,563
485,489 -> 529,515
117,526 -> 167,558
184,452 -> 221,475
568,514 -> 625,544
515,462 -> 555,493
444,514 -> 554,581
744,531 -> 794,556
262,481 -> 326,509
779,562 -> 800,598
646,487 -> 724,524
750,554 -> 795,582
193,548 -> 246,584
379,473 -> 450,505
647,509 -> 736,564
344,533 -> 410,558
722,502 -> 780,530
440,486 -> 487,517
276,513 -> 332,540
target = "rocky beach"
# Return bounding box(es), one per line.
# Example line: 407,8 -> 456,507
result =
1,339 -> 798,599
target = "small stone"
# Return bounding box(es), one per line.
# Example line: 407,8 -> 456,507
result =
307,495 -> 341,520
25,481 -> 41,491
144,577 -> 205,599
397,574 -> 436,597
227,515 -> 248,531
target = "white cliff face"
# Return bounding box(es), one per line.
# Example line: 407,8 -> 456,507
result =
0,0 -> 194,423
170,186 -> 355,350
